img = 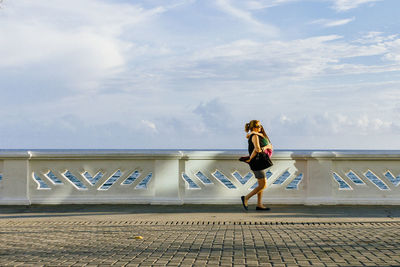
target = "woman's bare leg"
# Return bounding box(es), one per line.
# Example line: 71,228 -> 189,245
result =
245,178 -> 267,205
256,178 -> 266,207
257,191 -> 266,206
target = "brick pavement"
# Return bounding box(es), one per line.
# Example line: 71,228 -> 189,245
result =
1,205 -> 400,266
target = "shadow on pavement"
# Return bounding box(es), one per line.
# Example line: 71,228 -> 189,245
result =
1,204 -> 400,220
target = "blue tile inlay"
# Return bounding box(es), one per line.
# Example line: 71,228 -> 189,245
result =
333,173 -> 351,190
273,171 -> 291,185
123,170 -> 140,185
182,173 -> 200,189
45,171 -> 63,185
136,173 -> 152,189
250,170 -> 273,189
100,170 -> 122,190
83,171 -> 103,185
64,170 -> 87,190
365,171 -> 389,190
232,171 -> 253,185
195,171 -> 213,184
33,173 -> 51,189
346,171 -> 364,185
250,182 -> 258,189
384,171 -> 400,186
213,171 -> 236,189
286,173 -> 303,190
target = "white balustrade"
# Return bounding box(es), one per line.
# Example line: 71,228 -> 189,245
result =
0,150 -> 400,205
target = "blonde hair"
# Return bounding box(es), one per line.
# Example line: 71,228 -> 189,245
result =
245,120 -> 271,143
245,120 -> 259,132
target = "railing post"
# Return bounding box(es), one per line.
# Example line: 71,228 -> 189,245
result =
151,152 -> 183,205
305,154 -> 335,205
0,152 -> 31,205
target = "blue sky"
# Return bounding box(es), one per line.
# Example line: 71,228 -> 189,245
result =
1,0 -> 400,149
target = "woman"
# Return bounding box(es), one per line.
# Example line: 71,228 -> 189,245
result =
245,125 -> 273,158
241,120 -> 273,211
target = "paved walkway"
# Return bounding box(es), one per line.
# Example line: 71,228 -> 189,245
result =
1,205 -> 400,266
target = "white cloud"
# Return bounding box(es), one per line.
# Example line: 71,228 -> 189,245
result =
141,120 -> 158,133
273,113 -> 395,138
355,115 -> 393,133
194,98 -> 235,132
354,32 -> 399,44
185,32 -> 400,83
331,0 -> 382,11
0,0 -> 167,92
311,17 -> 355,27
215,0 -> 279,37
383,39 -> 400,62
232,0 -> 300,10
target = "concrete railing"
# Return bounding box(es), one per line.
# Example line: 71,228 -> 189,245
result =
1,150 -> 400,205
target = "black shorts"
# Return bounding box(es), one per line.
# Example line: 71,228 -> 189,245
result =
253,169 -> 266,179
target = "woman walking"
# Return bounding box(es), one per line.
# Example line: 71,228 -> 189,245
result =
241,120 -> 273,211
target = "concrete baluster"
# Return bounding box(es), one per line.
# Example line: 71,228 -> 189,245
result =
305,153 -> 335,205
0,152 -> 31,205
151,152 -> 184,205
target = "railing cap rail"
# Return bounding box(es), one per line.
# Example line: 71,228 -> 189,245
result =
182,150 -> 400,160
0,150 -> 31,159
29,150 -> 184,160
0,150 -> 183,160
1,149 -> 400,160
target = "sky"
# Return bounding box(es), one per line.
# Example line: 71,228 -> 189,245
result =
1,0 -> 400,150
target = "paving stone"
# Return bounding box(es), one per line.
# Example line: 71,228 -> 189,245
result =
1,214 -> 400,266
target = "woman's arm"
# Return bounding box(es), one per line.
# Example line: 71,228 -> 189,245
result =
246,131 -> 260,139
246,135 -> 262,162
252,134 -> 262,153
264,144 -> 273,150
249,131 -> 262,136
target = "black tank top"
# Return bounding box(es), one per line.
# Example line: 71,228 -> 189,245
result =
248,134 -> 262,154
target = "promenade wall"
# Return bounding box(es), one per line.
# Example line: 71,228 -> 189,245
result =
1,150 -> 400,205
